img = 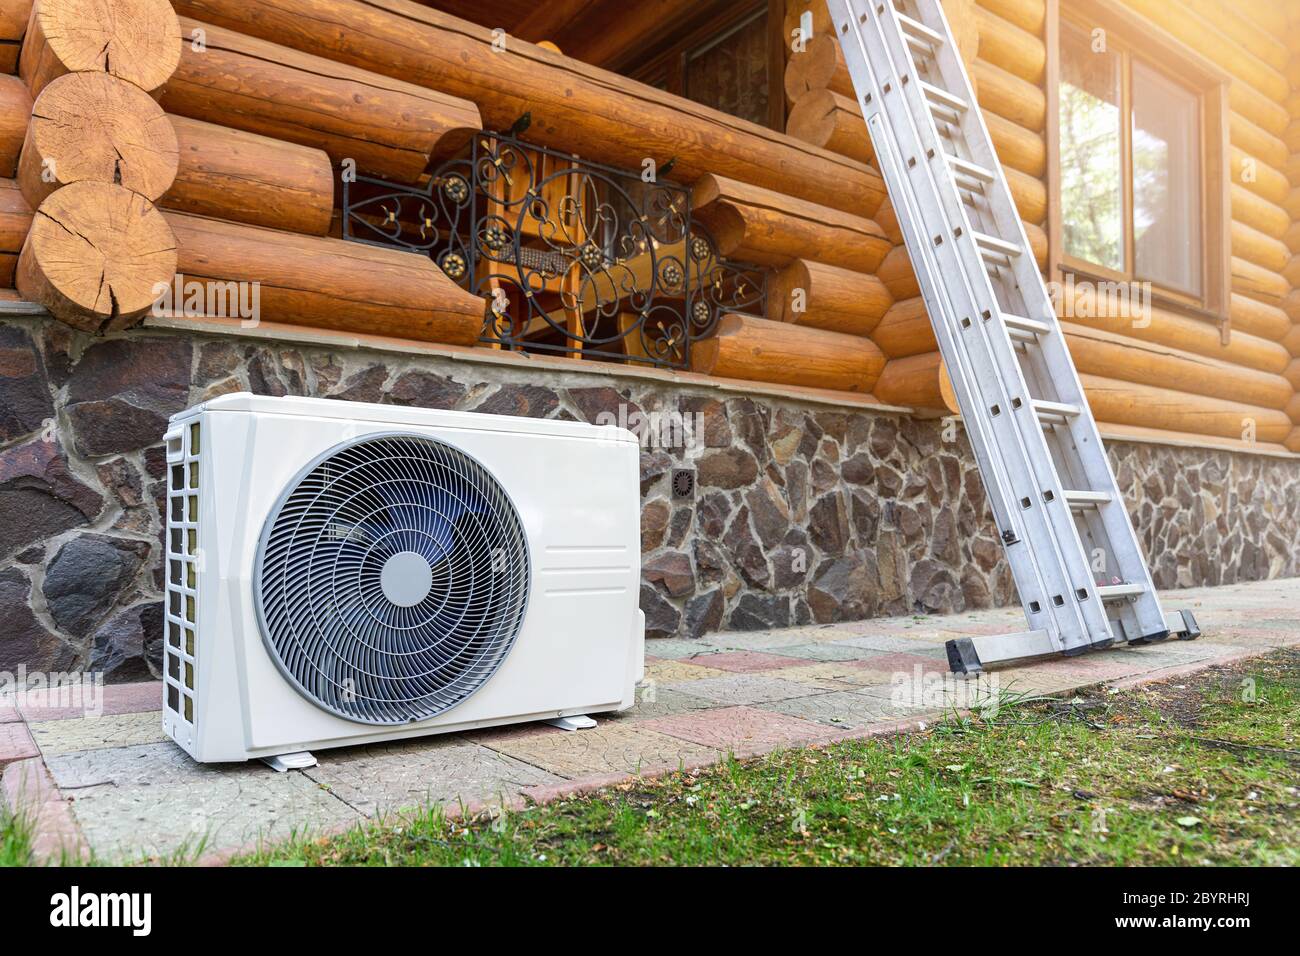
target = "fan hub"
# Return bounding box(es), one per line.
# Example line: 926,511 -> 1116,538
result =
379,550 -> 434,607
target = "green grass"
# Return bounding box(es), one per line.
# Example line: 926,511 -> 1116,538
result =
0,805 -> 35,867
236,647 -> 1300,867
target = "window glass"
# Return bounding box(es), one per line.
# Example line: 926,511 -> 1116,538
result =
1132,60 -> 1201,294
1059,24 -> 1124,272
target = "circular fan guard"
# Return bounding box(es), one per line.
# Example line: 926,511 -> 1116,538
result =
254,433 -> 530,725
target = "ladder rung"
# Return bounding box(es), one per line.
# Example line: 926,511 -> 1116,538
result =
920,81 -> 967,113
1001,312 -> 1051,336
946,154 -> 994,192
1063,489 -> 1111,507
1098,583 -> 1146,601
897,12 -> 945,47
973,231 -> 1022,260
1031,399 -> 1081,417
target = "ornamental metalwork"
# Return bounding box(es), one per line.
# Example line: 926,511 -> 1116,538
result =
342,132 -> 768,369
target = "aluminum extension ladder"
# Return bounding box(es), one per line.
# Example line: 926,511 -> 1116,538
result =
827,0 -> 1199,673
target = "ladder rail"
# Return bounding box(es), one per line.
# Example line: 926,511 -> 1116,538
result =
835,1 -> 1102,649
896,0 -> 1167,639
842,0 -> 1121,647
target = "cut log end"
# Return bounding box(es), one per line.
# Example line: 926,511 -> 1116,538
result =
19,72 -> 179,208
17,181 -> 177,332
21,0 -> 182,97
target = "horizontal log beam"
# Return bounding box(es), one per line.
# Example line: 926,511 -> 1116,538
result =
872,350 -> 956,411
1079,373 -> 1292,443
165,117 -> 334,235
766,259 -> 891,336
975,6 -> 1043,85
691,312 -> 885,393
166,212 -> 485,344
171,0 -> 886,219
786,89 -> 872,165
160,17 -> 481,184
1062,321 -> 1292,410
693,174 -> 891,274
871,296 -> 934,358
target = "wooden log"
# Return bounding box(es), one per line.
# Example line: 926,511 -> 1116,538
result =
165,212 -> 485,344
1062,322 -> 1291,410
986,111 -> 1046,178
1287,221 -> 1300,257
1231,254 -> 1287,302
168,0 -> 886,219
873,351 -> 957,411
783,34 -> 853,102
1230,111 -> 1289,172
786,89 -> 873,165
1079,374 -> 1292,443
0,73 -> 28,177
16,181 -> 176,332
1231,292 -> 1290,342
875,198 -> 902,245
17,72 -> 178,208
20,0 -> 180,98
878,245 -> 919,301
1232,183 -> 1289,241
1288,427 -> 1300,453
690,312 -> 885,393
692,174 -> 891,274
1286,186 -> 1300,224
1231,219 -> 1290,274
975,6 -> 1043,84
781,2 -> 834,53
976,0 -> 1044,36
159,17 -> 481,185
973,58 -> 1045,131
1232,146 -> 1290,206
1005,164 -> 1046,224
1056,285 -> 1289,374
1283,302 -> 1300,346
164,117 -> 333,235
0,1 -> 32,73
766,259 -> 891,336
872,296 -> 936,358
0,177 -> 33,287
941,0 -> 981,68
1285,358 -> 1300,392
1194,0 -> 1286,72
1125,0 -> 1288,116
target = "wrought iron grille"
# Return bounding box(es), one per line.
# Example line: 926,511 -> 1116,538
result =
342,132 -> 768,369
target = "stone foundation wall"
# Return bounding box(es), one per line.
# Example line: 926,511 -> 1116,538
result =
2,316 -> 1298,680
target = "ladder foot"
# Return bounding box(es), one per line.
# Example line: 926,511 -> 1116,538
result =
945,637 -> 983,675
1176,609 -> 1200,641
1129,629 -> 1170,647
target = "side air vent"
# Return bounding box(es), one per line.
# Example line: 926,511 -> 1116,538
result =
164,421 -> 201,724
253,434 -> 531,725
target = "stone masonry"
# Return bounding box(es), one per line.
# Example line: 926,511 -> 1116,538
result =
2,316 -> 1299,680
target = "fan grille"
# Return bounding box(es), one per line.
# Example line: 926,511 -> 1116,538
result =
254,433 -> 530,725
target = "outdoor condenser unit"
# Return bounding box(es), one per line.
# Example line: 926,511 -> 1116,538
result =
160,393 -> 644,765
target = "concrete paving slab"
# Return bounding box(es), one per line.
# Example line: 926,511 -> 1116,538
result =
693,650 -> 808,673
759,690 -> 925,730
470,722 -> 720,778
29,712 -> 167,756
664,673 -> 828,706
305,737 -> 562,818
763,642 -> 884,662
0,722 -> 38,768
643,659 -> 730,683
45,742 -> 359,862
642,705 -> 834,753
605,686 -> 715,722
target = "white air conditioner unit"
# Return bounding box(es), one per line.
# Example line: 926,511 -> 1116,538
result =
160,393 -> 644,765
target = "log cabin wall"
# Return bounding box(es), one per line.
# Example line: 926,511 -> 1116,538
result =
782,0 -> 1300,454
1,0 -> 1299,673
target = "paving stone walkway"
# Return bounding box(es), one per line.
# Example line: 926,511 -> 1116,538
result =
3,578 -> 1298,863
